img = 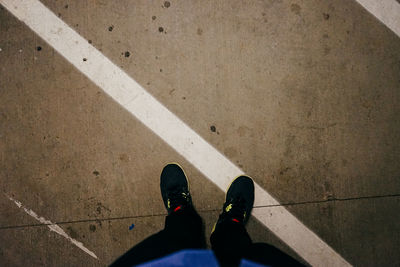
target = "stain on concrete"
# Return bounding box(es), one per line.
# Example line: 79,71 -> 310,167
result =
290,4 -> 301,15
67,226 -> 79,239
119,153 -> 129,162
323,13 -> 330,20
96,220 -> 103,228
108,25 -> 114,32
95,202 -> 111,215
83,58 -> 87,62
261,13 -> 268,23
93,170 -> 100,176
158,26 -> 164,32
279,167 -> 291,175
197,28 -> 203,35
210,125 -> 216,132
324,47 -> 331,55
124,51 -> 130,57
88,39 -> 92,44
129,224 -> 135,230
36,46 -> 42,51
89,224 -> 96,232
152,16 -> 156,20
64,4 -> 68,9
164,1 -> 171,8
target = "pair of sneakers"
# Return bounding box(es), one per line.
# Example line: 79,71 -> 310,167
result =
160,163 -> 254,226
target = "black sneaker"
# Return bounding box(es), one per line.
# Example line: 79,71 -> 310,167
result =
160,163 -> 193,215
214,176 -> 255,227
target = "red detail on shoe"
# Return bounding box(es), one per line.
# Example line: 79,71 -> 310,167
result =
232,218 -> 240,223
174,205 -> 182,212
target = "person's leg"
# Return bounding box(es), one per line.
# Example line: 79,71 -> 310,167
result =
110,163 -> 205,267
210,176 -> 305,267
210,218 -> 252,267
210,176 -> 255,267
110,206 -> 204,267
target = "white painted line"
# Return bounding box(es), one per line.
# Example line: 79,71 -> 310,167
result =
6,195 -> 98,259
0,0 -> 350,266
355,0 -> 400,38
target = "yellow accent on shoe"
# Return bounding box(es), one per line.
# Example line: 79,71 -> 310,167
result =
167,199 -> 170,209
225,203 -> 233,212
211,222 -> 216,234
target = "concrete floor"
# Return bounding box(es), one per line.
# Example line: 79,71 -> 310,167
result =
1,0 -> 400,266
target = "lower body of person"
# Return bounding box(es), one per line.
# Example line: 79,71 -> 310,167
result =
110,163 -> 304,267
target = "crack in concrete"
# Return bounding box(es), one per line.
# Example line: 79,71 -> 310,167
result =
1,193 -> 399,230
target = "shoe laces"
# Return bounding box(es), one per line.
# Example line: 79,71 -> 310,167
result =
167,189 -> 191,212
223,196 -> 247,222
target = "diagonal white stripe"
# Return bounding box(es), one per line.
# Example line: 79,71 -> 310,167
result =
6,195 -> 98,259
0,0 -> 351,265
355,0 -> 400,38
